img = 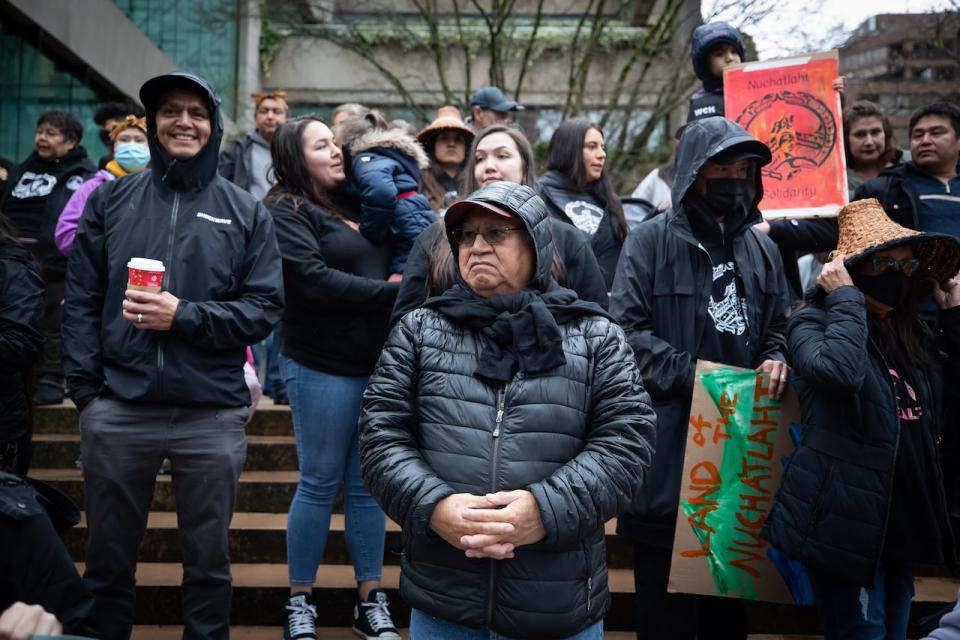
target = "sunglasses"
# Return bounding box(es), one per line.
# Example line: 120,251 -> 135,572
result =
452,226 -> 524,247
871,256 -> 921,276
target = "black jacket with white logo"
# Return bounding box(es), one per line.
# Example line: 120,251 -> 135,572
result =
62,73 -> 284,410
0,147 -> 95,274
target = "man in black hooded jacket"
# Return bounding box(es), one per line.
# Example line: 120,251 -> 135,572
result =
610,117 -> 791,639
62,72 -> 284,640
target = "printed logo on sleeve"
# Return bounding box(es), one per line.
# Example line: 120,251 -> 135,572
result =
196,212 -> 232,225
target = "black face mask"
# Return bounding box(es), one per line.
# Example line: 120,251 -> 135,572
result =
704,178 -> 757,218
854,270 -> 912,308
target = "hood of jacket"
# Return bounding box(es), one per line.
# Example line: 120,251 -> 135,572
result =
669,116 -> 770,241
349,128 -> 431,170
139,72 -> 224,193
445,181 -> 555,293
691,21 -> 747,90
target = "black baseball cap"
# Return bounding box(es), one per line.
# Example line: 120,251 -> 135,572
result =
470,87 -> 524,112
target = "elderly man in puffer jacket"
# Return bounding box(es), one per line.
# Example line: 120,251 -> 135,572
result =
359,182 -> 656,640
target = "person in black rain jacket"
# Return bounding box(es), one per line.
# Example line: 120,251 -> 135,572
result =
61,71 -> 284,640
610,116 -> 791,639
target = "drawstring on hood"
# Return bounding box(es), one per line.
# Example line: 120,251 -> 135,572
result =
139,72 -> 224,193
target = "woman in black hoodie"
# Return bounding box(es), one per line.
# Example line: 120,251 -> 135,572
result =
538,119 -> 628,290
264,116 -> 401,640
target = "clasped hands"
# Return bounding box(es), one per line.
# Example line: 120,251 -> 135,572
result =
429,490 -> 546,560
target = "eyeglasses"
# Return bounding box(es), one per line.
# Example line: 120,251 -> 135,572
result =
452,226 -> 525,247
871,256 -> 921,276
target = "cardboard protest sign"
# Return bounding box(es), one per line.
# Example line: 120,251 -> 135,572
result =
668,360 -> 810,605
724,50 -> 847,219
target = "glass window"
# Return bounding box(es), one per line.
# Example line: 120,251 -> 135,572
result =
113,0 -> 240,120
0,23 -> 112,163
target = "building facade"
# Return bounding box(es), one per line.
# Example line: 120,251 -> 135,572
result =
839,12 -> 960,140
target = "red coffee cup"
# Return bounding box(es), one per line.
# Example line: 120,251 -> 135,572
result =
127,258 -> 165,293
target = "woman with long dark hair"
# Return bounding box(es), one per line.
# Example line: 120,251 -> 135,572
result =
0,210 -> 44,473
264,116 -> 400,640
539,119 -> 628,290
764,199 -> 960,638
391,124 -> 608,324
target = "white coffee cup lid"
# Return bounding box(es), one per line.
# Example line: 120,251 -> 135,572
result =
127,257 -> 165,272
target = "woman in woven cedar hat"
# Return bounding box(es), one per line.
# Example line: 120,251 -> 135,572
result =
763,198 -> 960,638
416,106 -> 475,214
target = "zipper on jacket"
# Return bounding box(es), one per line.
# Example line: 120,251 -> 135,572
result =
157,192 -> 180,399
486,384 -> 507,627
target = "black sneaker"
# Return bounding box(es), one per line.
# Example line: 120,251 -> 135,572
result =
284,592 -> 317,640
352,589 -> 400,639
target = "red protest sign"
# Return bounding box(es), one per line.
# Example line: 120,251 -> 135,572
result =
724,51 -> 847,219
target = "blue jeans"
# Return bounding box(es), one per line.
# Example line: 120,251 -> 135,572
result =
808,562 -> 914,639
409,609 -> 603,640
280,355 -> 385,585
254,331 -> 285,396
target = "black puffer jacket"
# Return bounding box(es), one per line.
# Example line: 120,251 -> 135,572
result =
359,183 -> 656,638
62,72 -> 284,410
762,287 -> 960,585
0,241 -> 44,445
610,117 -> 790,547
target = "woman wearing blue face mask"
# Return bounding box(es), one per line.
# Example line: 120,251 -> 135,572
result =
55,115 -> 150,255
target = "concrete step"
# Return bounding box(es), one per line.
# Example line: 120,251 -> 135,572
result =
32,400 -> 293,436
64,512 -> 627,566
76,562 -> 960,632
31,468 -> 298,513
129,629 -> 820,639
31,432 -> 299,471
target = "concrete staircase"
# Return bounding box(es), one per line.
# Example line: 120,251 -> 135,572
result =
30,400 -> 960,637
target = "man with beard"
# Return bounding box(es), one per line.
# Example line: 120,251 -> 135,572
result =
610,116 -> 791,640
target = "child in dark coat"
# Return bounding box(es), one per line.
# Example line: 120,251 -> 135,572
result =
686,21 -> 747,123
338,114 -> 436,275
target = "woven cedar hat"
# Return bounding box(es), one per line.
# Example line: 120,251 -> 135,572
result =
417,106 -> 475,151
835,198 -> 960,286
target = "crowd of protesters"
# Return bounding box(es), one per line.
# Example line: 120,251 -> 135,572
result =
1,17 -> 960,640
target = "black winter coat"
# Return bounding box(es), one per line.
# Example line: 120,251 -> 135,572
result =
218,134 -> 258,193
0,147 -> 95,274
359,183 -> 656,638
0,472 -> 96,636
762,287 -> 960,585
610,117 -> 791,547
390,217 -> 609,325
62,72 -> 285,410
0,241 -> 44,444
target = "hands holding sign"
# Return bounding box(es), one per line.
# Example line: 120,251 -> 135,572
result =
431,490 -> 546,560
